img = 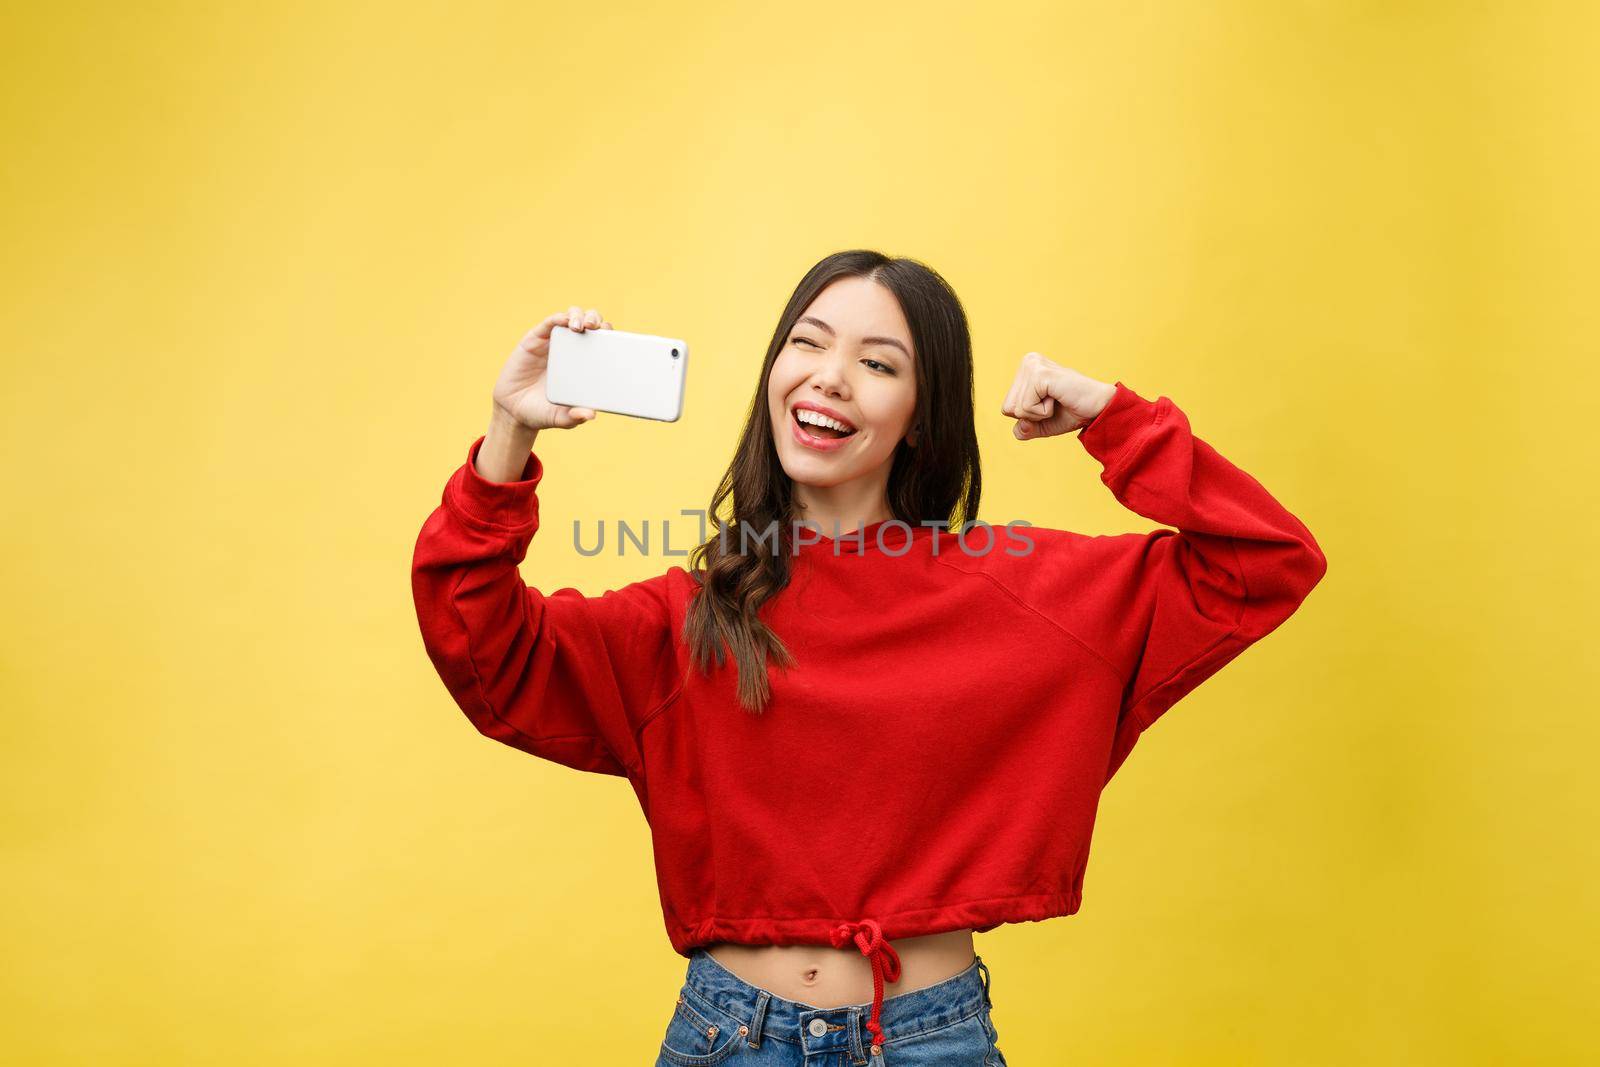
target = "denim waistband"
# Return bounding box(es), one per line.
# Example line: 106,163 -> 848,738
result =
682,947 -> 993,1060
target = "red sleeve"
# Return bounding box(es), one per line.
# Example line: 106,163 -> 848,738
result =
410,435 -> 684,780
1071,381 -> 1328,781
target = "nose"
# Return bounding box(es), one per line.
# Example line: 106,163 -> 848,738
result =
807,350 -> 851,399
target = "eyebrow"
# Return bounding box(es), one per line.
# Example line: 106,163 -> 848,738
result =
795,316 -> 911,360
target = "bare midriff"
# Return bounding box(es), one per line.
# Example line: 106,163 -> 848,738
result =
704,929 -> 976,1008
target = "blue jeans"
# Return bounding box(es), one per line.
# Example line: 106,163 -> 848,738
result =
655,948 -> 1008,1066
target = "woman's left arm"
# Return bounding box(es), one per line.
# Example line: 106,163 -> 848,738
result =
1003,356 -> 1329,779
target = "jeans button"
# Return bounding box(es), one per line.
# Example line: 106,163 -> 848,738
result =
808,1018 -> 828,1037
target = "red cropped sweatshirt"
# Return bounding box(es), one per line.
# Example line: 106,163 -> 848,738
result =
410,380 -> 1327,1048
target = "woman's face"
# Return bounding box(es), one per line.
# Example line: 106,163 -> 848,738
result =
766,275 -> 919,495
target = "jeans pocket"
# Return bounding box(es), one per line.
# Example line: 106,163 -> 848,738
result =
656,987 -> 748,1066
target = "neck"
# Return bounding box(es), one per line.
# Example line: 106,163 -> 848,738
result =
791,485 -> 893,540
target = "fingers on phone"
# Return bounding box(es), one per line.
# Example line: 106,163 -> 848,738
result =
549,307 -> 605,333
530,307 -> 605,348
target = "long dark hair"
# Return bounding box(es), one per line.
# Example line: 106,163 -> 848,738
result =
683,249 -> 982,713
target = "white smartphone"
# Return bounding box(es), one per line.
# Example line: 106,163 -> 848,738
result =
546,324 -> 688,422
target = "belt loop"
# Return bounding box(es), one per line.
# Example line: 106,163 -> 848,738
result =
747,989 -> 770,1048
848,1008 -> 869,1065
976,954 -> 993,1008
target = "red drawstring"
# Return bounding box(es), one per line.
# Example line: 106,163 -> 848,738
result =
830,918 -> 902,1051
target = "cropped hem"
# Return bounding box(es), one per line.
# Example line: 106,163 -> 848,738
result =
667,888 -> 1084,957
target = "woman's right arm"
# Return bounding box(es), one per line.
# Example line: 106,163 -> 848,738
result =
473,406 -> 541,484
410,309 -> 684,781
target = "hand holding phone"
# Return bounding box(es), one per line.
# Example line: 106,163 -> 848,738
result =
490,306 -> 613,432
490,307 -> 689,431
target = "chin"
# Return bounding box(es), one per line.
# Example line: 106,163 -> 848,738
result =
781,456 -> 849,488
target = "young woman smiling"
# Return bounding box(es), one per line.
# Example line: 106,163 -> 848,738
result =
413,250 -> 1327,1065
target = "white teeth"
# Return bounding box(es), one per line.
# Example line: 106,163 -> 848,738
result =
795,408 -> 855,433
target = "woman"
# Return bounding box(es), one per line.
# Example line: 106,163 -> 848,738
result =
412,250 -> 1327,1065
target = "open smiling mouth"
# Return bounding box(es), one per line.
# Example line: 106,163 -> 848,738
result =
792,408 -> 859,440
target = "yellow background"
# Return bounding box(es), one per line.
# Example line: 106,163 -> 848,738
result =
4,2 -> 1594,1063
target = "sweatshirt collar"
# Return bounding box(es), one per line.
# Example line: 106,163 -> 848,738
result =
792,518 -> 936,556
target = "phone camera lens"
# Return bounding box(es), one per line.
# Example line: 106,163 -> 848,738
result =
671,349 -> 679,358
